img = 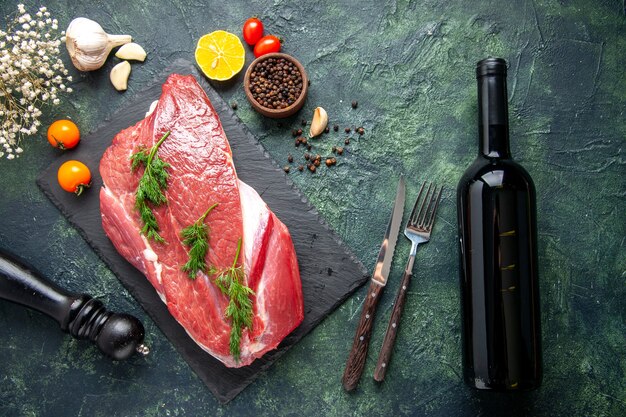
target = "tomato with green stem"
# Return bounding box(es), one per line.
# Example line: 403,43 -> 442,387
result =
57,160 -> 91,195
47,119 -> 81,150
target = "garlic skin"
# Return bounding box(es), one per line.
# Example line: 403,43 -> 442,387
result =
115,43 -> 147,62
309,107 -> 328,137
110,61 -> 131,91
66,18 -> 132,71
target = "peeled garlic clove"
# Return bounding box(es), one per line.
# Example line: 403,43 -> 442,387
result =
115,43 -> 147,62
110,61 -> 131,91
66,17 -> 132,71
309,107 -> 328,138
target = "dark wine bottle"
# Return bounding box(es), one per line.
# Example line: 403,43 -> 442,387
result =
457,58 -> 542,391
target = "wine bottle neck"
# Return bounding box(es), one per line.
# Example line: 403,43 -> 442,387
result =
477,70 -> 511,159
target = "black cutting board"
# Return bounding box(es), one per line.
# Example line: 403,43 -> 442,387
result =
36,59 -> 368,404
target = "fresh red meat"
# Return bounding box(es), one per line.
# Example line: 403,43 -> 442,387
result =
99,74 -> 304,367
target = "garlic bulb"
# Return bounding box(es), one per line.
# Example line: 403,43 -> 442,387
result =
66,17 -> 132,71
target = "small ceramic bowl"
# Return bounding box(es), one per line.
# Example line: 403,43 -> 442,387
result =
244,53 -> 308,118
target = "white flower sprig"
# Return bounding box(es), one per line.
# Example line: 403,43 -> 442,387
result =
0,4 -> 73,160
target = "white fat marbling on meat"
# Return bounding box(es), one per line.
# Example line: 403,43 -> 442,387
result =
140,235 -> 165,303
145,100 -> 158,117
238,180 -> 269,277
143,248 -> 158,262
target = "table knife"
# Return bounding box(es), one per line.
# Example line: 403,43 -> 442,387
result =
342,176 -> 405,392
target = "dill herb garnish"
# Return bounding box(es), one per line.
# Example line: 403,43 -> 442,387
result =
181,203 -> 219,279
130,131 -> 171,243
214,238 -> 255,361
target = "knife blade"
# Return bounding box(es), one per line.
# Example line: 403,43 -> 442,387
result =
342,176 -> 405,392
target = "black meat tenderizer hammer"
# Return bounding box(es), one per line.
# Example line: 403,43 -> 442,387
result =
0,250 -> 148,360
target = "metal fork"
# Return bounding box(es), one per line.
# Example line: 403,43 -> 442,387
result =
373,182 -> 443,382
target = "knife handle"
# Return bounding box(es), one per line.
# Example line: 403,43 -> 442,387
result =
373,268 -> 412,382
342,280 -> 384,391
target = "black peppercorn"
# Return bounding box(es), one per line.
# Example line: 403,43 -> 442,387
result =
231,101 -> 238,110
288,154 -> 294,163
333,124 -> 339,132
283,165 -> 290,173
345,138 -> 350,145
324,126 -> 330,134
357,127 -> 365,135
298,165 -> 304,172
351,100 -> 358,109
344,127 -> 351,133
249,57 -> 303,110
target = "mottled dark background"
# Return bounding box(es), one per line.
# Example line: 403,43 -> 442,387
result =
0,1 -> 624,416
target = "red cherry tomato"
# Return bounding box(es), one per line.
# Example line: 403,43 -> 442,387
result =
253,35 -> 281,58
243,17 -> 264,46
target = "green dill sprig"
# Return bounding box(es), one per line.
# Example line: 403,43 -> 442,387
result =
214,238 -> 255,361
181,203 -> 219,279
130,131 -> 171,243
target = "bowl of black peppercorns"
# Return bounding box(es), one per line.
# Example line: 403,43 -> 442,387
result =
244,53 -> 308,118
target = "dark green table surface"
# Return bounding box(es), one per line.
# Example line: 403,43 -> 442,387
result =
0,1 -> 624,416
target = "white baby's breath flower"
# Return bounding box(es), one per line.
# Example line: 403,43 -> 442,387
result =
1,4 -> 72,160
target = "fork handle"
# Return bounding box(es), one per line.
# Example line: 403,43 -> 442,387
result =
342,280 -> 384,391
373,267 -> 413,382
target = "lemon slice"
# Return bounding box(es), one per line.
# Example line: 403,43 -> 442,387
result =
195,30 -> 245,81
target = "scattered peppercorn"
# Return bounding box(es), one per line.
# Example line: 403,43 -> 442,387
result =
301,137 -> 308,145
336,147 -> 344,155
301,119 -> 307,126
297,128 -> 303,135
295,139 -> 300,147
351,100 -> 358,109
249,57 -> 303,110
304,153 -> 310,160
325,158 -> 333,167
231,101 -> 238,110
313,159 -> 320,167
333,124 -> 339,132
292,129 -> 298,137
307,144 -> 312,150
298,165 -> 304,172
283,165 -> 290,173
332,145 -> 337,153
345,138 -> 350,145
357,127 -> 365,135
308,164 -> 316,173
287,154 -> 294,163
344,127 -> 351,133
324,126 -> 330,134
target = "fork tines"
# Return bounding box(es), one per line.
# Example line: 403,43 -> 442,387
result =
409,182 -> 443,232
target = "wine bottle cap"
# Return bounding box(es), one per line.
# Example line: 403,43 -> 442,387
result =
476,58 -> 508,77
